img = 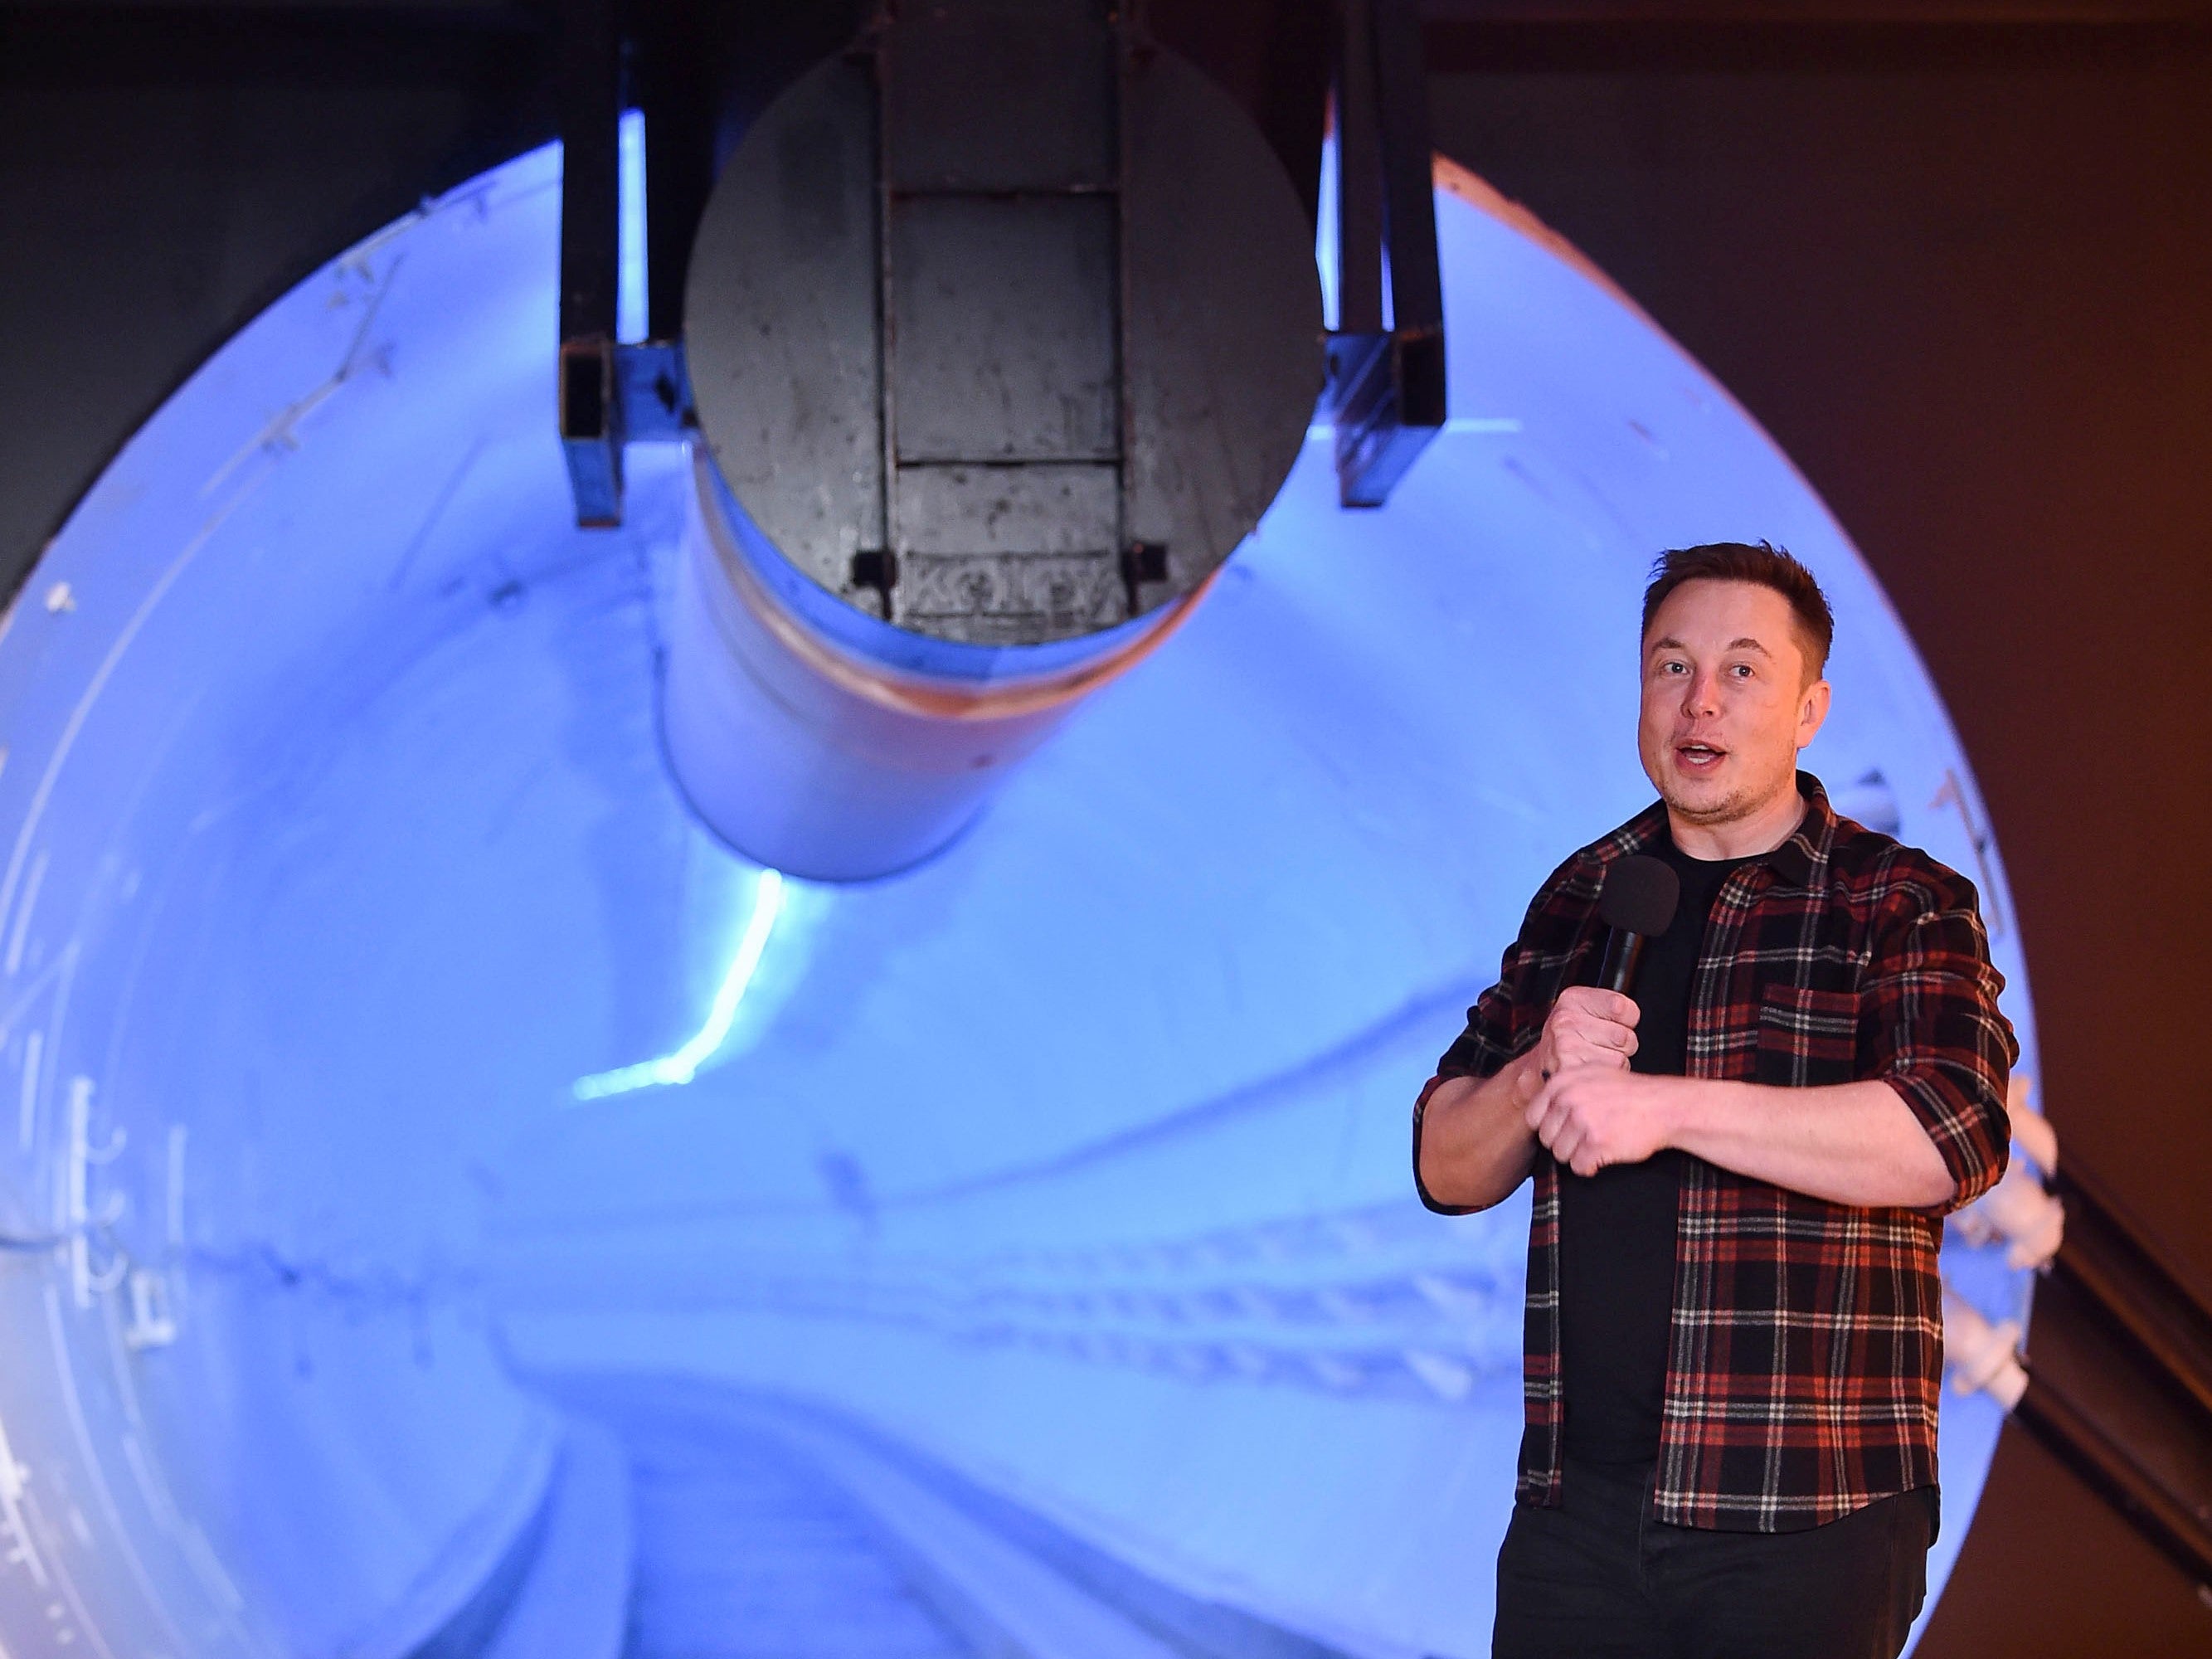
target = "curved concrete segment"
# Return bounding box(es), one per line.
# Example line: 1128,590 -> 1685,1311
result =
663,452 -> 1220,880
0,142 -> 2036,1657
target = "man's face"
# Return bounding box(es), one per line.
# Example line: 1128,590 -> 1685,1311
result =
1637,579 -> 1831,828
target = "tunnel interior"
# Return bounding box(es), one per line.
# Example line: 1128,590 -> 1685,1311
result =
0,139 -> 2039,1658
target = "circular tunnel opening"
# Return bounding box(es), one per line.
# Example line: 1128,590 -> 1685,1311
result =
0,144 -> 2039,1658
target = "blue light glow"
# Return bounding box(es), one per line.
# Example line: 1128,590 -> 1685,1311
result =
0,141 -> 2038,1659
617,109 -> 647,345
571,868 -> 785,1100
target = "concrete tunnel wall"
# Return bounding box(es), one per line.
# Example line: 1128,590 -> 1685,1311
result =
0,142 -> 2039,1657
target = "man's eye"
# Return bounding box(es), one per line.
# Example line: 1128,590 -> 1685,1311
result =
1729,664 -> 1753,679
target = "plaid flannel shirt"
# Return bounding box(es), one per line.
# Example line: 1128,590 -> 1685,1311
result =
1415,772 -> 2016,1531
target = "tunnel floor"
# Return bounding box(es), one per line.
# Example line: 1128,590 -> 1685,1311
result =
562,1384 -> 975,1659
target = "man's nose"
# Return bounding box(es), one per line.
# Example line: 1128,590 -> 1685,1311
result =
1681,671 -> 1722,716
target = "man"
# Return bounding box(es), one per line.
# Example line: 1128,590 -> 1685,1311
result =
1413,542 -> 2015,1659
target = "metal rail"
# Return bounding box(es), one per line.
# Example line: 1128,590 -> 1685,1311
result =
2009,1155 -> 2212,1593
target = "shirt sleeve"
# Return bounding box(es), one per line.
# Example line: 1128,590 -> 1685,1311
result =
1412,871 -> 1573,1214
1435,976 -> 1529,1085
1860,862 -> 2019,1214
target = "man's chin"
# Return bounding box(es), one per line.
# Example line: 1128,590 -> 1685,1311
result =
1658,777 -> 1753,826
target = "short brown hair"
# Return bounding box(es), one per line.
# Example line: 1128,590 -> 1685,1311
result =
1641,541 -> 1834,681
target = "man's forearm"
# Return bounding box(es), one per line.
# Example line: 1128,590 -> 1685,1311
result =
1666,1076 -> 1957,1209
1417,1054 -> 1541,1211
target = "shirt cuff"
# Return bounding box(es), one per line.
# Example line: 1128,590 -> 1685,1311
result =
1879,1069 -> 2010,1215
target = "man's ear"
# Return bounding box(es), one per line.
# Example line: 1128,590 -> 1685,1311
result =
1796,677 -> 1833,749
1796,677 -> 1831,752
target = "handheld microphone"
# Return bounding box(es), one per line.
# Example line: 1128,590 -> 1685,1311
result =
1596,854 -> 1681,995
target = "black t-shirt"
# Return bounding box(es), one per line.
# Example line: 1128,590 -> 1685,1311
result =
1558,834 -> 1760,1467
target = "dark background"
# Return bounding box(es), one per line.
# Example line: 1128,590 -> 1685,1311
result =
2,2 -> 2207,1651
1422,21 -> 2212,1652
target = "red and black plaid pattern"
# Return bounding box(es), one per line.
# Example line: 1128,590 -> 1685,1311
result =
1415,773 -> 2016,1531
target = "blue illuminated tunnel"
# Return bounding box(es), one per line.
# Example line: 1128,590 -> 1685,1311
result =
0,144 -> 2039,1657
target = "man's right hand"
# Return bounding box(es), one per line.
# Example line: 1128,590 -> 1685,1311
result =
1417,987 -> 1642,1212
1528,986 -> 1640,1095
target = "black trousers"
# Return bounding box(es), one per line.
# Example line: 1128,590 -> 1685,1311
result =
1493,1457 -> 1936,1659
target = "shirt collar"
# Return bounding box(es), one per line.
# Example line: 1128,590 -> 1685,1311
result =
1766,771 -> 1833,888
1596,770 -> 1833,889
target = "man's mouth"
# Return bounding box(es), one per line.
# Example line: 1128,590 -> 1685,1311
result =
1675,742 -> 1727,774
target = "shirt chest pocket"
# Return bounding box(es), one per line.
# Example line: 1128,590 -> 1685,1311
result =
1754,983 -> 1861,1087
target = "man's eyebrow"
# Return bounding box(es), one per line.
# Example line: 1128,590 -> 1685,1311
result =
1645,634 -> 1777,657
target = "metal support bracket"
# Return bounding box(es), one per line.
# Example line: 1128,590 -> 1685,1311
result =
556,0 -> 701,528
1327,0 -> 1444,508
557,0 -> 623,525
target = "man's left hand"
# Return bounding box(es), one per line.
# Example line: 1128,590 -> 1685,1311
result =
1524,1067 -> 1682,1176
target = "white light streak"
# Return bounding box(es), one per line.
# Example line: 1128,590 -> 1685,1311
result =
617,109 -> 648,346
17,1029 -> 41,1153
165,1126 -> 187,1249
572,868 -> 785,1101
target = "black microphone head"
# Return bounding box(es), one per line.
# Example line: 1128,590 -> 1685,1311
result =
1598,854 -> 1680,939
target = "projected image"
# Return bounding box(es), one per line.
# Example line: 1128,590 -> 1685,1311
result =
0,139 -> 2039,1659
